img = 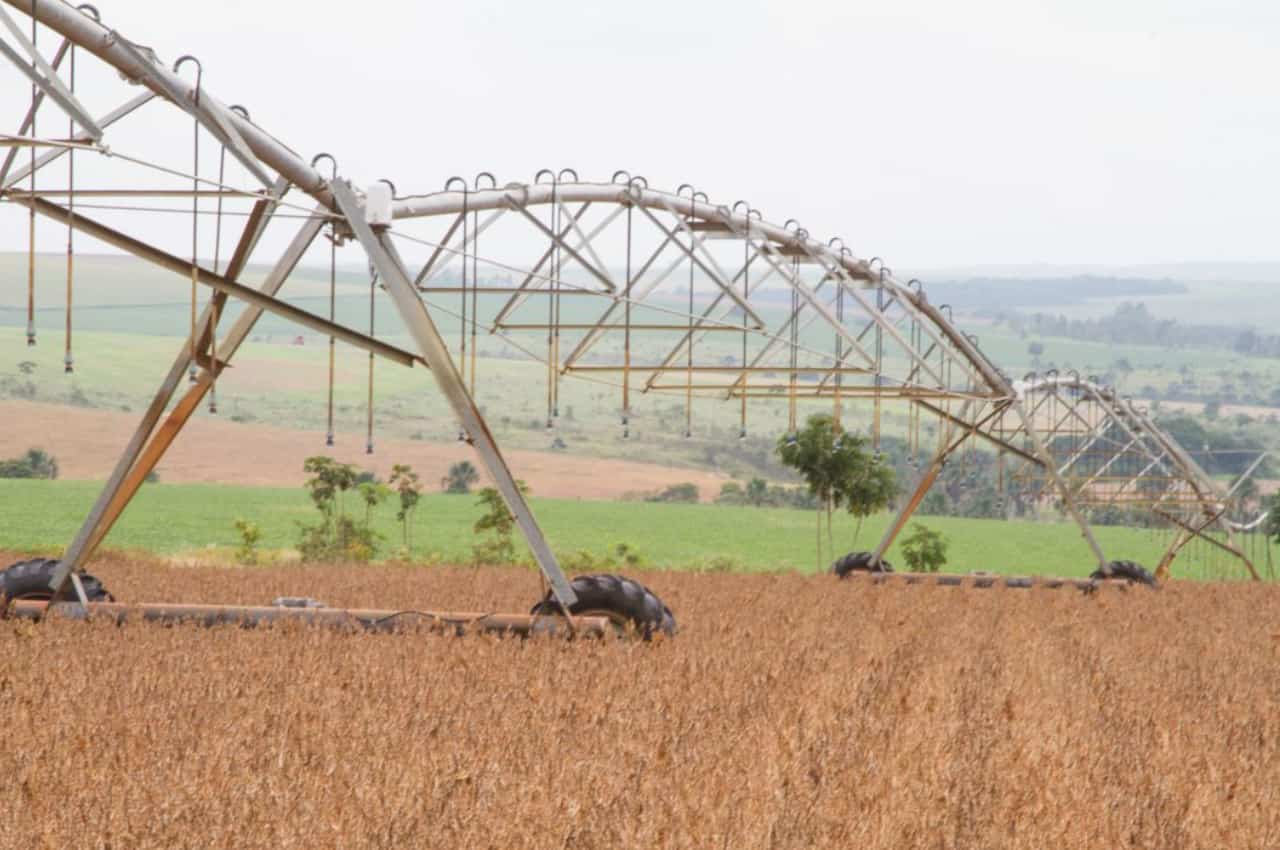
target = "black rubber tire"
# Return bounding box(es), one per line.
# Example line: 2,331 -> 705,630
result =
1,558 -> 114,602
530,574 -> 676,639
1090,559 -> 1157,587
831,551 -> 893,578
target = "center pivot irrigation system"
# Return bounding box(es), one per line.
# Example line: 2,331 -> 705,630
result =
0,1 -> 1268,635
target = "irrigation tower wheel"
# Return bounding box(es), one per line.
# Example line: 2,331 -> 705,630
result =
1090,560 -> 1158,587
1,559 -> 114,602
530,574 -> 676,639
831,551 -> 893,578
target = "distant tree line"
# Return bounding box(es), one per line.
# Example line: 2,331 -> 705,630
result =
0,448 -> 58,479
996,302 -> 1280,358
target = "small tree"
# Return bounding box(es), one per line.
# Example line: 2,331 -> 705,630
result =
746,477 -> 768,507
389,463 -> 422,549
442,460 -> 480,494
233,518 -> 262,566
1266,493 -> 1280,545
840,449 -> 897,547
472,481 -> 529,565
901,523 -> 948,573
296,456 -> 380,562
778,414 -> 896,570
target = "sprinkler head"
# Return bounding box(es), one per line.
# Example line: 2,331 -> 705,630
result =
684,430 -> 692,439
64,353 -> 73,374
188,366 -> 198,383
739,428 -> 747,440
325,433 -> 334,447
785,434 -> 798,447
208,402 -> 217,415
545,419 -> 553,431
365,441 -> 374,455
456,430 -> 466,442
622,428 -> 630,440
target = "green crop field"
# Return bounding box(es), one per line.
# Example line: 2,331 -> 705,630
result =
0,478 -> 1266,580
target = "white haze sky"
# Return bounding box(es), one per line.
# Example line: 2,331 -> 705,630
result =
5,0 -> 1280,269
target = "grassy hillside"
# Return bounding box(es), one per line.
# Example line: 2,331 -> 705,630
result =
0,479 -> 1266,580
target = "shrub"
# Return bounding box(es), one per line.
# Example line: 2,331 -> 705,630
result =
901,523 -> 948,573
232,519 -> 262,566
0,448 -> 58,480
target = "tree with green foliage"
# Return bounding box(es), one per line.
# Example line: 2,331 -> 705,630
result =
233,518 -> 261,566
840,446 -> 897,546
389,464 -> 422,549
0,447 -> 58,480
746,477 -> 768,507
901,523 -> 948,573
1266,493 -> 1280,545
778,413 -> 897,569
296,456 -> 380,562
442,460 -> 480,494
472,480 -> 530,564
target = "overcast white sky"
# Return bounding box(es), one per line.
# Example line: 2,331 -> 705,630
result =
6,0 -> 1280,268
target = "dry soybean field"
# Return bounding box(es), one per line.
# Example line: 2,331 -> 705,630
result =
3,555 -> 1279,849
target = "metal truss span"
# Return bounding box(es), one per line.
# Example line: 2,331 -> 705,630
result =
975,373 -> 1262,579
0,0 -> 1264,599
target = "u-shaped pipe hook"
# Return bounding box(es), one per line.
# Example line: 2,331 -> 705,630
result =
677,183 -> 696,197
228,104 -> 250,121
474,171 -> 497,190
310,153 -> 338,189
557,168 -> 579,183
534,169 -> 556,185
75,4 -> 101,21
444,176 -> 467,192
377,178 -> 397,199
939,303 -> 954,322
611,170 -> 631,185
173,55 -> 203,106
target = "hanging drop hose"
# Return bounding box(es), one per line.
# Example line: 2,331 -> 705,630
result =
366,260 -> 376,455
788,259 -> 799,436
685,208 -> 694,439
26,7 -> 37,347
326,223 -> 336,445
63,37 -> 75,372
175,55 -> 202,384
207,132 -> 228,414
833,278 -> 843,429
738,204 -> 751,440
311,153 -> 338,447
622,201 -> 632,439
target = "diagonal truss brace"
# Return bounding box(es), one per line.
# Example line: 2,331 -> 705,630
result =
332,181 -> 577,610
0,6 -> 102,138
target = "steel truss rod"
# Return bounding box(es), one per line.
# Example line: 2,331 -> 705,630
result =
1153,508 -> 1259,580
0,32 -> 67,185
561,225 -> 711,369
914,399 -> 1040,466
82,206 -> 327,564
0,6 -> 101,138
634,202 -> 764,328
504,195 -> 616,294
2,0 -> 329,202
331,181 -> 577,609
1,90 -> 153,190
492,202 -> 618,325
11,195 -> 420,368
47,203 -> 324,597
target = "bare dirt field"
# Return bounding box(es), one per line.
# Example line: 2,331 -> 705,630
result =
3,554 -> 1279,849
0,400 -> 729,500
